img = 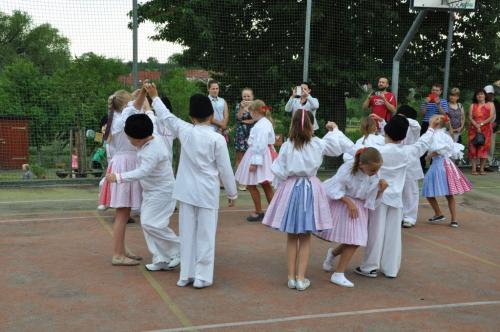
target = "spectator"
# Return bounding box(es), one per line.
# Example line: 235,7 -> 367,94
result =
362,76 -> 397,122
484,85 -> 499,168
447,88 -> 465,143
22,164 -> 33,180
234,88 -> 255,191
285,82 -> 319,131
207,79 -> 229,140
468,89 -> 495,175
419,83 -> 449,171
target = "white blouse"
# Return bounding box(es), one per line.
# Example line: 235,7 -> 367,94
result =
323,160 -> 381,210
428,128 -> 464,160
108,102 -> 138,155
343,133 -> 385,162
247,117 -> 276,165
271,128 -> 354,187
285,96 -> 320,130
403,118 -> 424,181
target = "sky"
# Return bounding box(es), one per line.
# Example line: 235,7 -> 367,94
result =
0,0 -> 184,62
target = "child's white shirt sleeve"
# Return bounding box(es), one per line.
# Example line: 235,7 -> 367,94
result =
270,141 -> 290,188
215,136 -> 238,200
322,128 -> 354,156
152,96 -> 191,138
116,147 -> 157,183
111,102 -> 139,136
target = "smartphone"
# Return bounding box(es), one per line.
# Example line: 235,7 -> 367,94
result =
295,86 -> 302,98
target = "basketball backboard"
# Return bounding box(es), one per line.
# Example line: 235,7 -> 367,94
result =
410,0 -> 478,11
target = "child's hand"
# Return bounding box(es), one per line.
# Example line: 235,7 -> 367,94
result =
228,198 -> 236,207
249,165 -> 257,172
106,173 -> 117,183
378,179 -> 388,192
347,201 -> 359,219
144,82 -> 159,98
325,121 -> 337,131
369,113 -> 383,122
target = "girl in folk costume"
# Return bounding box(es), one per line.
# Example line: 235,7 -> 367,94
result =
262,110 -> 354,291
422,115 -> 472,228
99,89 -> 145,266
319,148 -> 387,287
235,100 -> 277,222
343,116 -> 384,162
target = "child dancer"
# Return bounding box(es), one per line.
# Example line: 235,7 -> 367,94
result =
147,84 -> 237,289
397,105 -> 424,228
106,113 -> 180,271
355,115 -> 441,278
343,117 -> 384,162
422,116 -> 472,228
262,110 -> 354,291
319,148 -> 387,287
235,100 -> 276,222
99,89 -> 144,266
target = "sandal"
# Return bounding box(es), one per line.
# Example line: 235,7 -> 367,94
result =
246,212 -> 265,222
125,251 -> 142,261
480,172 -> 487,176
112,256 -> 140,266
471,172 -> 478,176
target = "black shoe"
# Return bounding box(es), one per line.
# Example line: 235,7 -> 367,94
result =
427,215 -> 446,223
354,267 -> 378,278
246,212 -> 265,222
127,218 -> 135,224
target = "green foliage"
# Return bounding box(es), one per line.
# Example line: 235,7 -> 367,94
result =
30,164 -> 47,179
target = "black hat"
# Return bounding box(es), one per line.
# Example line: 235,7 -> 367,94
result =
124,114 -> 153,139
189,94 -> 214,119
396,105 -> 417,120
384,115 -> 409,142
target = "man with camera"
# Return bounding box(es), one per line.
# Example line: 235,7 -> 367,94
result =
362,76 -> 397,121
419,83 -> 449,171
285,82 -> 319,130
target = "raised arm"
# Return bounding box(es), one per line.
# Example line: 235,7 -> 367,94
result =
362,95 -> 371,112
285,97 -> 294,113
322,123 -> 354,157
308,96 -> 319,110
215,137 -> 237,200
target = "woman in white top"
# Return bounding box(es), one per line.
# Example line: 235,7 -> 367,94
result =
207,80 -> 229,140
285,82 -> 320,131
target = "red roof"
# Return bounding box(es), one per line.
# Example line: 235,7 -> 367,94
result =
118,71 -> 161,86
185,69 -> 210,81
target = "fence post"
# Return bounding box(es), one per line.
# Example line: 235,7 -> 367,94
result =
443,11 -> 455,96
132,0 -> 139,89
303,0 -> 312,82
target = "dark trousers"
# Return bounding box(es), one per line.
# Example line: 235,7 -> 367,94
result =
420,121 -> 429,171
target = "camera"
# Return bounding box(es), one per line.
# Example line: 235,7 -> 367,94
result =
295,86 -> 302,98
428,93 -> 438,103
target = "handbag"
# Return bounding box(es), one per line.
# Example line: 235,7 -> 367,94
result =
471,132 -> 485,146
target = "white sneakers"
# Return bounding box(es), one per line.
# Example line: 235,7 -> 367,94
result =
97,204 -> 107,211
295,278 -> 310,291
322,248 -> 335,272
176,278 -> 212,288
330,272 -> 354,288
145,256 -> 180,271
287,279 -> 296,289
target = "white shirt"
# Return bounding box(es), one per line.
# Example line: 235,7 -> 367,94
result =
272,128 -> 354,187
403,118 -> 424,180
323,160 -> 381,210
285,96 -> 320,130
378,129 -> 435,208
116,136 -> 174,197
248,117 -> 276,165
209,95 -> 226,131
343,133 -> 385,162
108,102 -> 138,155
152,97 -> 237,209
428,128 -> 464,160
146,110 -> 175,160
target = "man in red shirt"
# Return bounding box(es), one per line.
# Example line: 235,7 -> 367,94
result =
362,77 -> 397,121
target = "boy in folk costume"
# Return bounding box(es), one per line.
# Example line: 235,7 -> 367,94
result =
106,113 -> 180,271
145,83 -> 237,289
355,114 -> 441,278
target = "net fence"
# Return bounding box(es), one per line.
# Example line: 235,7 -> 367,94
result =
0,0 -> 498,182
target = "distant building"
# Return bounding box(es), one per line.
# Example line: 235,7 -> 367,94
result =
185,69 -> 210,83
118,71 -> 161,87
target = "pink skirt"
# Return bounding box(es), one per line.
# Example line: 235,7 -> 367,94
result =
315,197 -> 369,246
99,152 -> 142,209
262,176 -> 333,231
444,159 -> 472,195
235,146 -> 274,185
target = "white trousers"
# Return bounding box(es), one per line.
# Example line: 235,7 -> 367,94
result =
402,178 -> 419,225
141,192 -> 180,264
360,203 -> 402,277
178,202 -> 218,283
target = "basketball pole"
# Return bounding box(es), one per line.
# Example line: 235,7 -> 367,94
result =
391,10 -> 427,101
443,11 -> 455,95
132,0 -> 139,90
303,0 -> 312,82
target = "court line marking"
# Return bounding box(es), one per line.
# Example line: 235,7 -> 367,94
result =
94,213 -> 194,329
405,232 -> 500,269
146,300 -> 500,332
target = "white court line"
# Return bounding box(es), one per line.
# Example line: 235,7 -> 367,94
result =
0,198 -> 96,204
0,209 -> 258,224
147,300 -> 500,332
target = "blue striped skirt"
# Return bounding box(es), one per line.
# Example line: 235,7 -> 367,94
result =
422,156 -> 449,197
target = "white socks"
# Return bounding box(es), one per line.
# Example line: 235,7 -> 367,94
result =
330,272 -> 354,288
322,248 -> 335,272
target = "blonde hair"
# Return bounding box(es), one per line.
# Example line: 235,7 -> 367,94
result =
104,90 -> 132,141
250,99 -> 274,128
359,117 -> 377,144
351,147 -> 383,175
449,87 -> 460,96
